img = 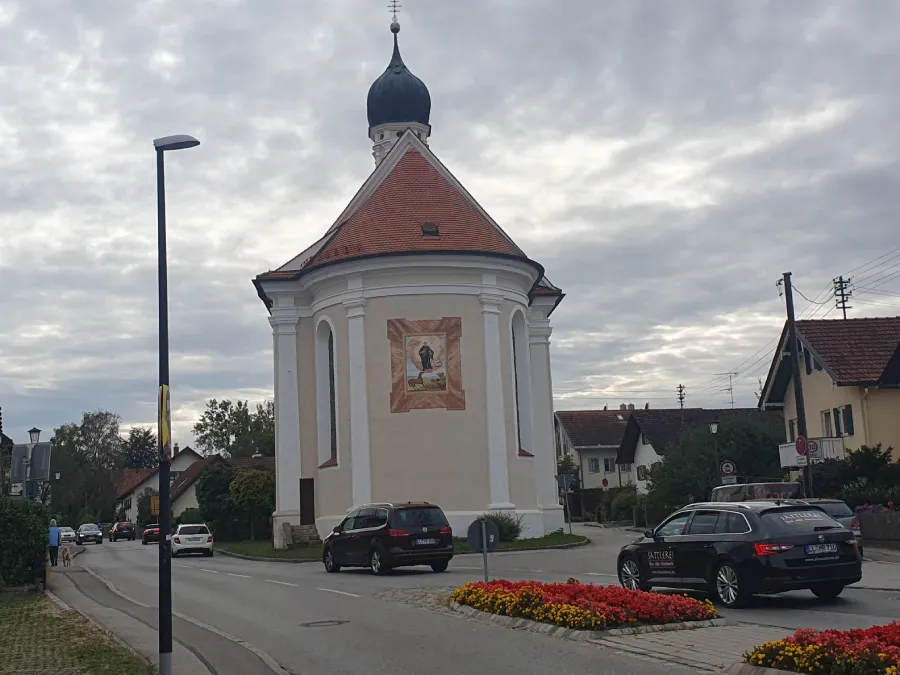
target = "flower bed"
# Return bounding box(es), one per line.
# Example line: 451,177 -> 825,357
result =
451,579 -> 718,631
746,622 -> 900,674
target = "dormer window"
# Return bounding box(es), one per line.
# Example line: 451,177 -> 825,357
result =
421,221 -> 439,237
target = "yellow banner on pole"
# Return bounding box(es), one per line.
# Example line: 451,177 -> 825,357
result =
151,496 -> 160,515
159,384 -> 172,460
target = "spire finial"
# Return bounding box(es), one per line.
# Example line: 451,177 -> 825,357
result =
388,0 -> 401,33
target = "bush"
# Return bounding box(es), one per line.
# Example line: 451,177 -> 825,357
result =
609,488 -> 638,521
453,580 -> 718,631
0,499 -> 49,587
746,623 -> 899,674
480,512 -> 523,542
176,508 -> 205,526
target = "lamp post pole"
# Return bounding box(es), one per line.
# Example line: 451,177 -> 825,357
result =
153,134 -> 199,675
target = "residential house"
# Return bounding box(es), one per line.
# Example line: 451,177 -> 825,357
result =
615,408 -> 778,493
114,446 -> 203,522
760,317 -> 900,459
555,407 -> 635,489
170,454 -> 275,516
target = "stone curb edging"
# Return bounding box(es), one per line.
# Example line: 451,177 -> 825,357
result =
724,664 -> 792,675
448,601 -> 727,641
216,537 -> 590,563
44,589 -> 155,667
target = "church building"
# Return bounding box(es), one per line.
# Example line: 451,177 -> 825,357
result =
254,18 -> 566,546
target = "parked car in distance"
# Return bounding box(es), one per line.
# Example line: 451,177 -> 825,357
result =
173,524 -> 214,557
710,482 -> 804,502
794,498 -> 863,556
110,522 -> 136,542
141,524 -> 161,545
617,501 -> 862,609
59,527 -> 76,545
323,501 -> 454,575
76,523 -> 103,545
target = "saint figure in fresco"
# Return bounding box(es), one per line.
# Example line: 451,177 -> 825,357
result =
419,342 -> 435,371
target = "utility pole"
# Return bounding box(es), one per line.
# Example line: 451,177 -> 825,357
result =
783,272 -> 813,497
676,383 -> 686,407
833,276 -> 852,319
716,372 -> 738,409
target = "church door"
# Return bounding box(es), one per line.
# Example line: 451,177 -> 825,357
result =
299,478 -> 315,526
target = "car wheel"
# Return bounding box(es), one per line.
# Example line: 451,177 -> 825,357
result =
713,562 -> 750,609
810,582 -> 845,600
142,539 -> 147,545
323,547 -> 341,573
205,550 -> 213,557
430,560 -> 449,573
369,548 -> 390,576
618,556 -> 650,592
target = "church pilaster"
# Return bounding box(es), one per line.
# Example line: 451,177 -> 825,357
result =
344,296 -> 372,506
480,292 -> 515,511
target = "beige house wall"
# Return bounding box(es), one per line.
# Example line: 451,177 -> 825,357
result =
861,389 -> 900,459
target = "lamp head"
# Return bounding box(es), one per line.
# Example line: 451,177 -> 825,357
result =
153,134 -> 200,152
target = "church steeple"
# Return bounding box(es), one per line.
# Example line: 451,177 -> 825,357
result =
366,11 -> 432,164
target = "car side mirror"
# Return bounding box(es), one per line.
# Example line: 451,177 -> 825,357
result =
644,529 -> 655,539
333,526 -> 341,533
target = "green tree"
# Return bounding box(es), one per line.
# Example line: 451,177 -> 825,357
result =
122,426 -> 157,469
647,418 -> 783,510
136,487 -> 159,526
192,399 -> 275,458
229,469 -> 275,540
196,463 -> 243,539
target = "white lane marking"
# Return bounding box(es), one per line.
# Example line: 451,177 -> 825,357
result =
317,587 -> 360,598
453,566 -> 482,570
584,572 -> 618,578
198,568 -> 219,574
227,573 -> 251,578
265,579 -> 297,587
178,564 -> 192,569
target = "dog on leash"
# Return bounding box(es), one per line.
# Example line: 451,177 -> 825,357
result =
61,546 -> 72,567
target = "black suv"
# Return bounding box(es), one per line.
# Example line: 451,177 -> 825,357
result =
617,501 -> 862,608
110,522 -> 136,542
323,502 -> 453,575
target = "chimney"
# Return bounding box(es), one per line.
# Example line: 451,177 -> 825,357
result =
619,403 -> 627,411
644,403 -> 649,409
627,403 -> 635,410
173,442 -> 180,455
603,405 -> 608,411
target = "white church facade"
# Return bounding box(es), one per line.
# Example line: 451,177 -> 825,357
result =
254,19 -> 566,546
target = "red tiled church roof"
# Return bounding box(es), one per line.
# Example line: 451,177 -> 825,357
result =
797,317 -> 900,384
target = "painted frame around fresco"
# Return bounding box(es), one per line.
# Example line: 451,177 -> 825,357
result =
387,317 -> 466,413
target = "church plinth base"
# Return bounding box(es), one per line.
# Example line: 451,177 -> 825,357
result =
272,510 -> 303,549
538,504 -> 566,534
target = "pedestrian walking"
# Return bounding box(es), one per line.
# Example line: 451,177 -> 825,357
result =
48,519 -> 61,567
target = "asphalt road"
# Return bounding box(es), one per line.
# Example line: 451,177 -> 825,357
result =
70,525 -> 900,675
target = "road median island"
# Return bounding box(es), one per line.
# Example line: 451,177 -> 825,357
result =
0,592 -> 156,675
453,532 -> 589,553
740,622 -> 900,674
450,579 -> 724,640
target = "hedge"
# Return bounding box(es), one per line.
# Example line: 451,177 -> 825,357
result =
0,499 -> 49,587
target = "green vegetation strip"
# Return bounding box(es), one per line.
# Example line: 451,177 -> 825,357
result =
0,593 -> 156,675
217,532 -> 587,562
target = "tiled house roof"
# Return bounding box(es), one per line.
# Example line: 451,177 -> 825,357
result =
555,410 -> 632,447
114,446 -> 204,499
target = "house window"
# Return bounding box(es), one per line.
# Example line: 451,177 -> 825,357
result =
510,311 -> 534,455
124,497 -> 132,511
833,407 -> 843,436
834,405 -> 855,437
588,458 -> 600,473
641,432 -> 649,445
619,463 -> 633,473
316,319 -> 339,467
788,419 -> 797,442
636,465 -> 649,481
822,410 -> 833,437
603,458 -> 615,473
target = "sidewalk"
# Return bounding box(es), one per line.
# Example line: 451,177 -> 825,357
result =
858,557 -> 900,591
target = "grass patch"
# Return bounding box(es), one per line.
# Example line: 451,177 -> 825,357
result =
0,593 -> 156,675
452,531 -> 587,553
217,540 -> 323,560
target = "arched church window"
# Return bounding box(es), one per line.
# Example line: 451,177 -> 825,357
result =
316,319 -> 339,468
511,310 -> 534,456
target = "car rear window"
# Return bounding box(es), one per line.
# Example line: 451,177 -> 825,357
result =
817,502 -> 853,518
392,507 -> 448,528
179,525 -> 209,535
82,524 -> 99,531
761,508 -> 842,534
145,524 -> 159,529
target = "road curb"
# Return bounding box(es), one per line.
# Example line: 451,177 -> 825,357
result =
448,601 -> 727,641
216,549 -> 320,563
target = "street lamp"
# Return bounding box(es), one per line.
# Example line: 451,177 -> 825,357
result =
709,421 -> 721,483
708,422 -> 718,436
153,133 -> 199,675
28,427 -> 41,444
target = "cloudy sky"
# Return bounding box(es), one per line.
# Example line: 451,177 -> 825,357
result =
1,0 -> 899,444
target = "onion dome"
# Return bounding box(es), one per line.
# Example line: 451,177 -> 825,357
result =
366,21 -> 431,130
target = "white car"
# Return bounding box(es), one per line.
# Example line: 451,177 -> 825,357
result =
59,527 -> 77,545
172,524 -> 214,558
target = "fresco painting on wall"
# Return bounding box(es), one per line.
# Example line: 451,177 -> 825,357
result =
388,317 -> 466,413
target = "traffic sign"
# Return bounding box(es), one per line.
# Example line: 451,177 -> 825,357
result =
151,496 -> 160,515
807,439 -> 819,456
601,478 -> 609,488
555,473 -> 575,493
795,435 -> 808,457
719,460 -> 737,477
721,476 -> 738,485
467,518 -> 500,554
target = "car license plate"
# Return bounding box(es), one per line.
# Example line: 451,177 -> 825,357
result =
188,537 -> 200,543
805,543 -> 838,555
415,538 -> 436,546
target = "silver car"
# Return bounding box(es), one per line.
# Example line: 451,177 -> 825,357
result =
59,527 -> 76,544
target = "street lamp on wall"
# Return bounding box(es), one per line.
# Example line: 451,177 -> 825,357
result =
28,427 -> 41,444
708,422 -> 718,435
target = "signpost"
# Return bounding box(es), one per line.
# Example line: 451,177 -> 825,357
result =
151,496 -> 160,516
719,459 -> 737,485
807,439 -> 819,457
466,518 -> 500,583
555,473 -> 575,535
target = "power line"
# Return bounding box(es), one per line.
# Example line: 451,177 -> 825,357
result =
793,285 -> 831,305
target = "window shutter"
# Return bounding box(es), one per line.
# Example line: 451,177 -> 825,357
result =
843,405 -> 855,436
